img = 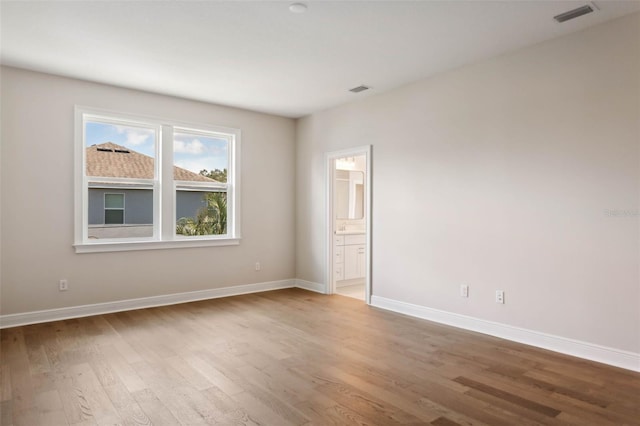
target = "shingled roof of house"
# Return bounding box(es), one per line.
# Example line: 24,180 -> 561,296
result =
86,142 -> 218,182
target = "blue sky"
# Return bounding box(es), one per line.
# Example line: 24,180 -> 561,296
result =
86,122 -> 228,173
174,132 -> 228,173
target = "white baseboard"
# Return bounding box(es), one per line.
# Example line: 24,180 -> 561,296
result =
0,279 -> 296,329
371,295 -> 640,373
295,279 -> 326,293
7,282 -> 633,372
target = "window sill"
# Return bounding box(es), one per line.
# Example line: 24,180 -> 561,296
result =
74,237 -> 241,253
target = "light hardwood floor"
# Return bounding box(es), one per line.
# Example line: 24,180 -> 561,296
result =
1,288 -> 639,425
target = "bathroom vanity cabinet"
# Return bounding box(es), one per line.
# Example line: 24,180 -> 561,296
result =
334,233 -> 366,284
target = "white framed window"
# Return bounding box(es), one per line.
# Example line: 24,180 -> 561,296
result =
104,193 -> 125,224
75,106 -> 241,253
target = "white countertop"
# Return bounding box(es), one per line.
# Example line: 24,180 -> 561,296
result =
334,230 -> 365,235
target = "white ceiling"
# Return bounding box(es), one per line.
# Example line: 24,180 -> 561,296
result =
2,1 -> 639,118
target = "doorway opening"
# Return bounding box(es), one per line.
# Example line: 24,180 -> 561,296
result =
326,146 -> 371,304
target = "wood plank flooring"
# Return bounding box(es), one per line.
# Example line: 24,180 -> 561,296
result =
1,288 -> 639,425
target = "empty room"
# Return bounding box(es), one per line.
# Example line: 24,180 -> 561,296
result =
1,1 -> 639,425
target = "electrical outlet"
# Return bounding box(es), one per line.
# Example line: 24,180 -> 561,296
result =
59,279 -> 68,291
496,290 -> 504,304
460,284 -> 469,298
255,262 -> 261,271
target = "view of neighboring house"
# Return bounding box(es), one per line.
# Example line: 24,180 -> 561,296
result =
86,142 -> 218,239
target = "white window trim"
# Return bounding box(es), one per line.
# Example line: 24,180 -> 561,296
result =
74,105 -> 242,253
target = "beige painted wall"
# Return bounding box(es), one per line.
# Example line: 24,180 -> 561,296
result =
1,67 -> 296,315
296,13 -> 640,353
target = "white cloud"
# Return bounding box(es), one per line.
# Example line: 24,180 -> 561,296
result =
115,125 -> 153,146
126,131 -> 152,146
174,138 -> 206,154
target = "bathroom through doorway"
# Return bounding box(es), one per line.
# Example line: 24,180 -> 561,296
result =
325,146 -> 371,303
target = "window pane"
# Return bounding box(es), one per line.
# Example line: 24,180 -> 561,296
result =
105,210 -> 124,224
173,132 -> 228,183
85,121 -> 156,179
104,193 -> 124,209
176,191 -> 227,236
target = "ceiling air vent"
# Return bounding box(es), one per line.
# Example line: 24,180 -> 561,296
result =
349,85 -> 370,93
553,4 -> 596,23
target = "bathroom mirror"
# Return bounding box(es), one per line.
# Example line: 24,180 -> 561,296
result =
335,170 -> 364,219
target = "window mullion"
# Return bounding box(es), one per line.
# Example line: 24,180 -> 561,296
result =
229,132 -> 239,238
161,125 -> 174,241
